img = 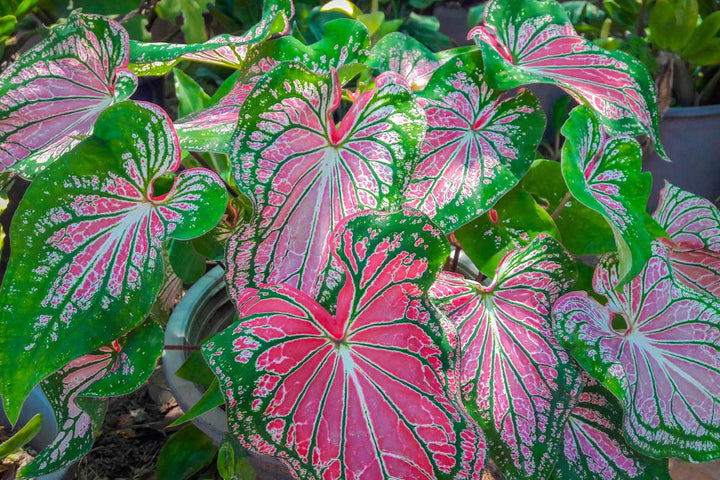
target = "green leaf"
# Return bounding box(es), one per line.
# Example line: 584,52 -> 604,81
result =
357,12 -> 384,36
129,0 -> 293,75
175,350 -> 216,387
649,0 -> 699,52
400,12 -> 452,52
0,15 -> 17,39
561,106 -> 652,283
169,239 -> 207,284
468,5 -> 486,28
156,424 -> 218,480
455,188 -> 560,277
168,378 -> 224,427
156,0 -> 210,44
0,101 -> 227,424
217,435 -> 256,480
0,414 -> 42,460
174,68 -> 211,118
682,10 -> 720,60
683,37 -> 720,65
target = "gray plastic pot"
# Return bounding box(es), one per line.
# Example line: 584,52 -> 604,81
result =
645,104 -> 720,210
0,387 -> 71,479
163,266 -> 293,479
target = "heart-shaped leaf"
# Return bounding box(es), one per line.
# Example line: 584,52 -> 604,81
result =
454,187 -> 560,277
402,51 -> 545,233
652,182 -> 720,298
561,106 -> 652,283
203,209 -> 486,479
0,11 -> 136,177
0,101 -> 227,423
553,242 -> 720,461
175,18 -> 370,154
128,0 -> 293,76
19,319 -> 162,478
225,63 -> 426,301
551,371 -> 670,480
366,32 -> 440,90
469,0 -> 666,160
430,235 -> 581,480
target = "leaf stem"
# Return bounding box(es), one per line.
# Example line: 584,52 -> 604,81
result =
164,345 -> 201,351
551,191 -> 573,220
189,151 -> 238,198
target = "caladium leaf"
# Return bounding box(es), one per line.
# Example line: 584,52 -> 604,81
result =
225,63 -> 426,301
553,242 -> 720,461
402,51 -> 545,233
175,18 -> 370,154
366,32 -> 440,90
0,101 -> 227,423
430,235 -> 581,480
18,319 -> 162,477
203,209 -> 486,480
561,106 -> 652,284
0,11 -> 136,177
551,371 -> 671,480
128,0 -> 293,76
454,187 -> 560,277
469,0 -> 667,160
652,182 -> 720,298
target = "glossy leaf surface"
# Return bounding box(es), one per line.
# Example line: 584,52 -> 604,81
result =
469,0 -> 666,159
19,320 -> 161,477
204,210 -> 485,479
553,243 -> 720,461
175,18 -> 370,154
653,182 -> 720,298
551,371 -> 670,480
561,106 -> 652,283
431,235 -> 581,480
0,11 -> 136,177
455,187 -> 559,276
0,101 -> 227,423
366,32 -> 439,90
156,424 -> 218,480
403,51 -> 545,232
225,63 -> 426,301
128,0 -> 293,75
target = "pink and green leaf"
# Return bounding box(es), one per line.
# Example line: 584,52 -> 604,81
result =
175,18 -> 370,155
454,187 -> 560,277
402,51 -> 545,233
0,101 -> 227,423
366,32 -> 440,90
18,320 -> 162,478
561,105 -> 652,284
128,0 -> 293,76
469,0 -> 667,160
551,371 -> 670,480
225,63 -> 426,301
0,11 -> 136,177
430,235 -> 581,480
652,182 -> 720,298
553,242 -> 720,461
204,209 -> 486,479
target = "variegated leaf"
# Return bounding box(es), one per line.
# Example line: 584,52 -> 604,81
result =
430,235 -> 581,480
128,0 -> 293,76
403,51 -> 545,233
18,320 -> 162,478
469,0 -> 667,159
0,11 -> 136,177
175,18 -> 370,154
551,371 -> 670,480
366,32 -> 440,90
653,182 -> 720,298
561,105 -> 652,284
225,63 -> 426,301
553,242 -> 720,461
0,101 -> 227,423
204,209 -> 485,480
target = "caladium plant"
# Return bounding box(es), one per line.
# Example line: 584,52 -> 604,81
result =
0,0 -> 718,478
